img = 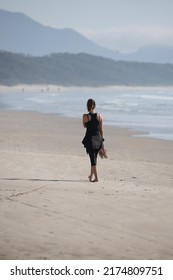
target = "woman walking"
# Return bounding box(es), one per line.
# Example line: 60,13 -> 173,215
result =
82,99 -> 106,182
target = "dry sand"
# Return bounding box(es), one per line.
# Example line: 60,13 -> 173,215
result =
0,110 -> 173,260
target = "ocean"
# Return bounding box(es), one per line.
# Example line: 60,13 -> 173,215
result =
0,86 -> 173,141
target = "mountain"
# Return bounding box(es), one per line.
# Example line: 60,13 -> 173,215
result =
0,9 -> 118,59
118,46 -> 173,64
0,9 -> 173,63
1,51 -> 173,86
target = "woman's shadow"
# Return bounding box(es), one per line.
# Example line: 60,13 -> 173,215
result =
0,178 -> 87,182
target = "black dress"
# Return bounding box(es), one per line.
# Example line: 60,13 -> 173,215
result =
82,113 -> 103,153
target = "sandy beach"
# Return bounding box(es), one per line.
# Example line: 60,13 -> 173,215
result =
0,109 -> 173,260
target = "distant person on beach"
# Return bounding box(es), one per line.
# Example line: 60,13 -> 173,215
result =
82,99 -> 107,182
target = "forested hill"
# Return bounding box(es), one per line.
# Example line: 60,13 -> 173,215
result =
0,51 -> 173,86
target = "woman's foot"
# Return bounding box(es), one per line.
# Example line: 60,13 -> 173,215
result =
88,175 -> 98,182
88,175 -> 92,182
91,178 -> 98,182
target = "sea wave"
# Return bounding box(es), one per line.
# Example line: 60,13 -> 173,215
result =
0,86 -> 173,141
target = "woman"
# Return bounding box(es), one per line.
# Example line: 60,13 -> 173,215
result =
82,99 -> 105,182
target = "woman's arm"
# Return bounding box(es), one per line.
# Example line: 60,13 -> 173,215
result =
82,114 -> 87,128
98,114 -> 104,138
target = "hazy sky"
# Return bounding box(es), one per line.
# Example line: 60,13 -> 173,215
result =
0,0 -> 173,52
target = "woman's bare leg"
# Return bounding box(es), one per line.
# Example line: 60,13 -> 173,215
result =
88,166 -> 98,182
88,167 -> 94,181
88,150 -> 99,182
92,166 -> 98,182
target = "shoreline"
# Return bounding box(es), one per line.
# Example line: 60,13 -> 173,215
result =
0,110 -> 173,259
1,107 -> 173,143
1,84 -> 173,94
0,84 -> 173,143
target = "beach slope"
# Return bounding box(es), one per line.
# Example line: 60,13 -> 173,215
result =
0,110 -> 173,259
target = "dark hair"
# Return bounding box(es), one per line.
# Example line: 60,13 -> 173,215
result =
87,99 -> 96,112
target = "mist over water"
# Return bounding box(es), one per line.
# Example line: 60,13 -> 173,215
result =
0,86 -> 173,141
